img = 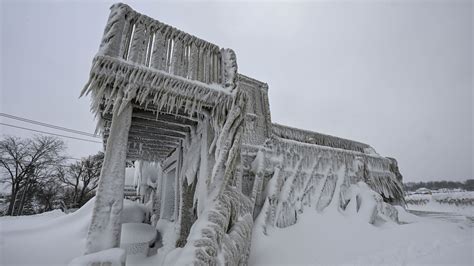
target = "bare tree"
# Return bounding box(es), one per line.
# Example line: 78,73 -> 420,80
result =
35,177 -> 65,213
59,152 -> 103,209
0,135 -> 65,216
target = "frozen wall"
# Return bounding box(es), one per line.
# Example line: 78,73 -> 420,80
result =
238,74 -> 272,203
238,74 -> 272,147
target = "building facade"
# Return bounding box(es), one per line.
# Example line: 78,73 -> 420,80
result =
79,3 -> 405,265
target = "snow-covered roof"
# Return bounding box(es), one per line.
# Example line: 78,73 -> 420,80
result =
272,123 -> 375,154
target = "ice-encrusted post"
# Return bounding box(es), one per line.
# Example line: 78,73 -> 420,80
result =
84,92 -> 132,254
82,4 -> 135,255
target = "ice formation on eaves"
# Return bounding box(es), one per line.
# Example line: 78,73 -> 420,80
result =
272,123 -> 377,154
76,3 -> 406,265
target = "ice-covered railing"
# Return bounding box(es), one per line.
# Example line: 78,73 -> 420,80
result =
97,3 -> 236,87
272,123 -> 376,154
81,3 -> 238,117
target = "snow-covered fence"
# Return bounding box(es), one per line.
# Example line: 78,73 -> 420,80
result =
405,192 -> 474,216
406,192 -> 474,207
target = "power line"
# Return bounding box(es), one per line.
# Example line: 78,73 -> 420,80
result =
0,113 -> 100,139
0,157 -> 101,169
0,123 -> 102,144
0,157 -> 100,170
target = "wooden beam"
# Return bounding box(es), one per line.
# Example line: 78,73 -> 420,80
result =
132,107 -> 200,124
101,108 -> 198,129
104,137 -> 180,151
104,127 -> 186,139
127,138 -> 178,145
127,154 -> 167,162
127,149 -> 174,160
133,104 -> 199,120
131,117 -> 191,133
109,134 -> 182,144
128,143 -> 176,151
128,140 -> 178,149
128,147 -> 175,153
103,114 -> 193,133
127,153 -> 173,160
128,124 -> 188,137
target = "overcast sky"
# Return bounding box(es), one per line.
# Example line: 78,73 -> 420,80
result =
1,0 -> 472,182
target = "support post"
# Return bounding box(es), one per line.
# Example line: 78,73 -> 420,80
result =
85,95 -> 133,254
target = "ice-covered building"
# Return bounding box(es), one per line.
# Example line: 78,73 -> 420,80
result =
79,3 -> 405,265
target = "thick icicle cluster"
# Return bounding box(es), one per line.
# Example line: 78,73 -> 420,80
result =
366,171 -> 405,205
221,49 -> 238,90
170,93 -> 258,265
133,161 -> 162,222
80,55 -> 235,124
133,161 -> 161,198
175,126 -> 203,247
171,186 -> 254,265
257,137 -> 404,230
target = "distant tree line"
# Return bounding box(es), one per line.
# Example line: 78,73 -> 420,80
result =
404,179 -> 474,192
0,135 -> 103,216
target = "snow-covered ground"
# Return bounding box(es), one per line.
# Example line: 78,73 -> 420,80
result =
1,196 -> 472,265
250,206 -> 473,265
0,198 -> 147,266
0,199 -> 93,265
249,192 -> 473,265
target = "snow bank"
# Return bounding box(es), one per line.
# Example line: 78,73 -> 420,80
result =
68,248 -> 125,266
0,209 -> 65,232
0,198 -> 148,265
0,198 -> 95,265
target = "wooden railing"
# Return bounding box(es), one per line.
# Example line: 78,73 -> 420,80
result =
97,3 -> 236,88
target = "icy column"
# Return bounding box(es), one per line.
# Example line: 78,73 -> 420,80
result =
84,93 -> 132,254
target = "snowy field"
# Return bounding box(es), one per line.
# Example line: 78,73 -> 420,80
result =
405,191 -> 474,216
1,196 -> 472,265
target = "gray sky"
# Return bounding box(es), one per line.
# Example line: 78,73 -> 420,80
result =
1,0 -> 472,182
